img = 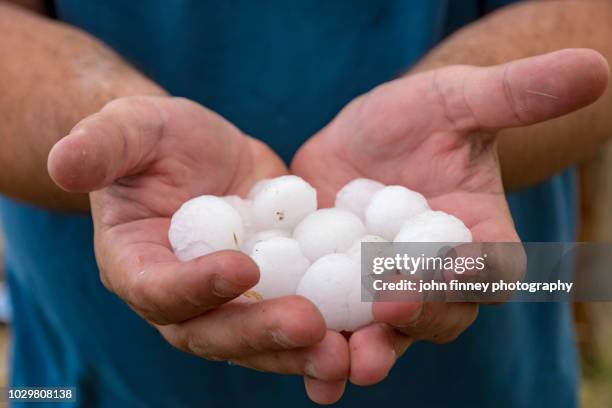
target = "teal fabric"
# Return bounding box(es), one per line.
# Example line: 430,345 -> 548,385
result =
1,1 -> 577,406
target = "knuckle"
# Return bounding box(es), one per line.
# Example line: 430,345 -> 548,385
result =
126,270 -> 172,325
430,305 -> 479,344
236,327 -> 265,354
407,304 -> 451,340
430,329 -> 462,344
185,334 -> 226,361
100,96 -> 166,139
433,66 -> 480,131
501,65 -> 530,126
279,297 -> 326,344
162,327 -> 191,353
163,326 -> 226,361
128,271 -> 152,308
411,303 -> 441,330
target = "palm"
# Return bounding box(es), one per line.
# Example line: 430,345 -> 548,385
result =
291,50 -> 608,387
49,96 -> 349,405
293,74 -> 518,243
92,98 -> 285,224
49,96 -> 290,320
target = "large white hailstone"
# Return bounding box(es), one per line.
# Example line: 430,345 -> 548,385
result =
251,175 -> 317,230
335,178 -> 385,219
222,195 -> 254,233
293,208 -> 366,262
247,178 -> 271,199
250,237 -> 310,299
242,229 -> 291,254
346,234 -> 388,264
169,195 -> 244,261
394,210 -> 472,261
365,185 -> 429,240
296,254 -> 373,331
394,210 -> 472,243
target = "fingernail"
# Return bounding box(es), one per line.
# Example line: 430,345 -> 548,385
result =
212,277 -> 243,298
270,329 -> 298,348
304,360 -> 318,378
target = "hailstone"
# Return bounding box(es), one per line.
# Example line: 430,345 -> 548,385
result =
365,185 -> 429,240
296,253 -> 373,331
394,210 -> 472,259
335,178 -> 384,219
346,234 -> 388,264
251,175 -> 317,230
247,178 -> 271,199
169,195 -> 244,261
250,237 -> 310,299
222,195 -> 254,232
242,229 -> 291,254
168,175 -> 475,332
293,208 -> 366,262
394,210 -> 472,243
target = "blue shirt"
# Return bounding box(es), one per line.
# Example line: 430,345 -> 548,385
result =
1,1 -> 578,407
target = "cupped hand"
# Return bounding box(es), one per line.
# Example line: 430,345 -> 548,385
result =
48,96 -> 349,404
292,49 -> 609,386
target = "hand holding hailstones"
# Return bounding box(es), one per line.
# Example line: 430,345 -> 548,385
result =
168,176 -> 472,331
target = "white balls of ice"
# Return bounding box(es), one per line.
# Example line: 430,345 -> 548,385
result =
222,195 -> 254,232
335,178 -> 384,219
293,208 -> 366,262
169,195 -> 244,261
394,210 -> 472,259
250,237 -> 310,299
365,185 -> 429,240
297,254 -> 372,331
394,210 -> 472,243
243,228 -> 291,255
168,175 -> 472,332
346,234 -> 388,264
251,175 -> 317,230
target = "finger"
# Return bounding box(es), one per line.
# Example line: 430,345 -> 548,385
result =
304,377 -> 347,405
231,331 -> 349,380
438,48 -> 609,132
159,295 -> 327,359
374,301 -> 478,344
442,242 -> 527,304
349,323 -> 412,386
48,96 -> 239,193
96,218 -> 260,325
48,96 -> 169,192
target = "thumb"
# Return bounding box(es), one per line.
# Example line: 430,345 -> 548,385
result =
439,48 -> 610,132
48,96 -> 168,192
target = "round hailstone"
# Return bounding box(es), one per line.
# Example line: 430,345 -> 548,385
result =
293,208 -> 366,262
172,241 -> 215,264
222,195 -> 254,233
247,178 -> 271,199
335,178 -> 385,219
394,210 -> 472,243
346,234 -> 388,264
250,237 -> 310,299
169,195 -> 244,261
251,175 -> 317,230
365,185 -> 429,240
296,253 -> 373,332
242,229 -> 291,254
394,210 -> 472,260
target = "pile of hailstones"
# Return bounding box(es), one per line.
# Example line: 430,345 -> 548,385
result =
169,176 -> 472,332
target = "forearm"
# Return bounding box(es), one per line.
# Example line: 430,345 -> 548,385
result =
0,2 -> 165,211
411,0 -> 612,190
